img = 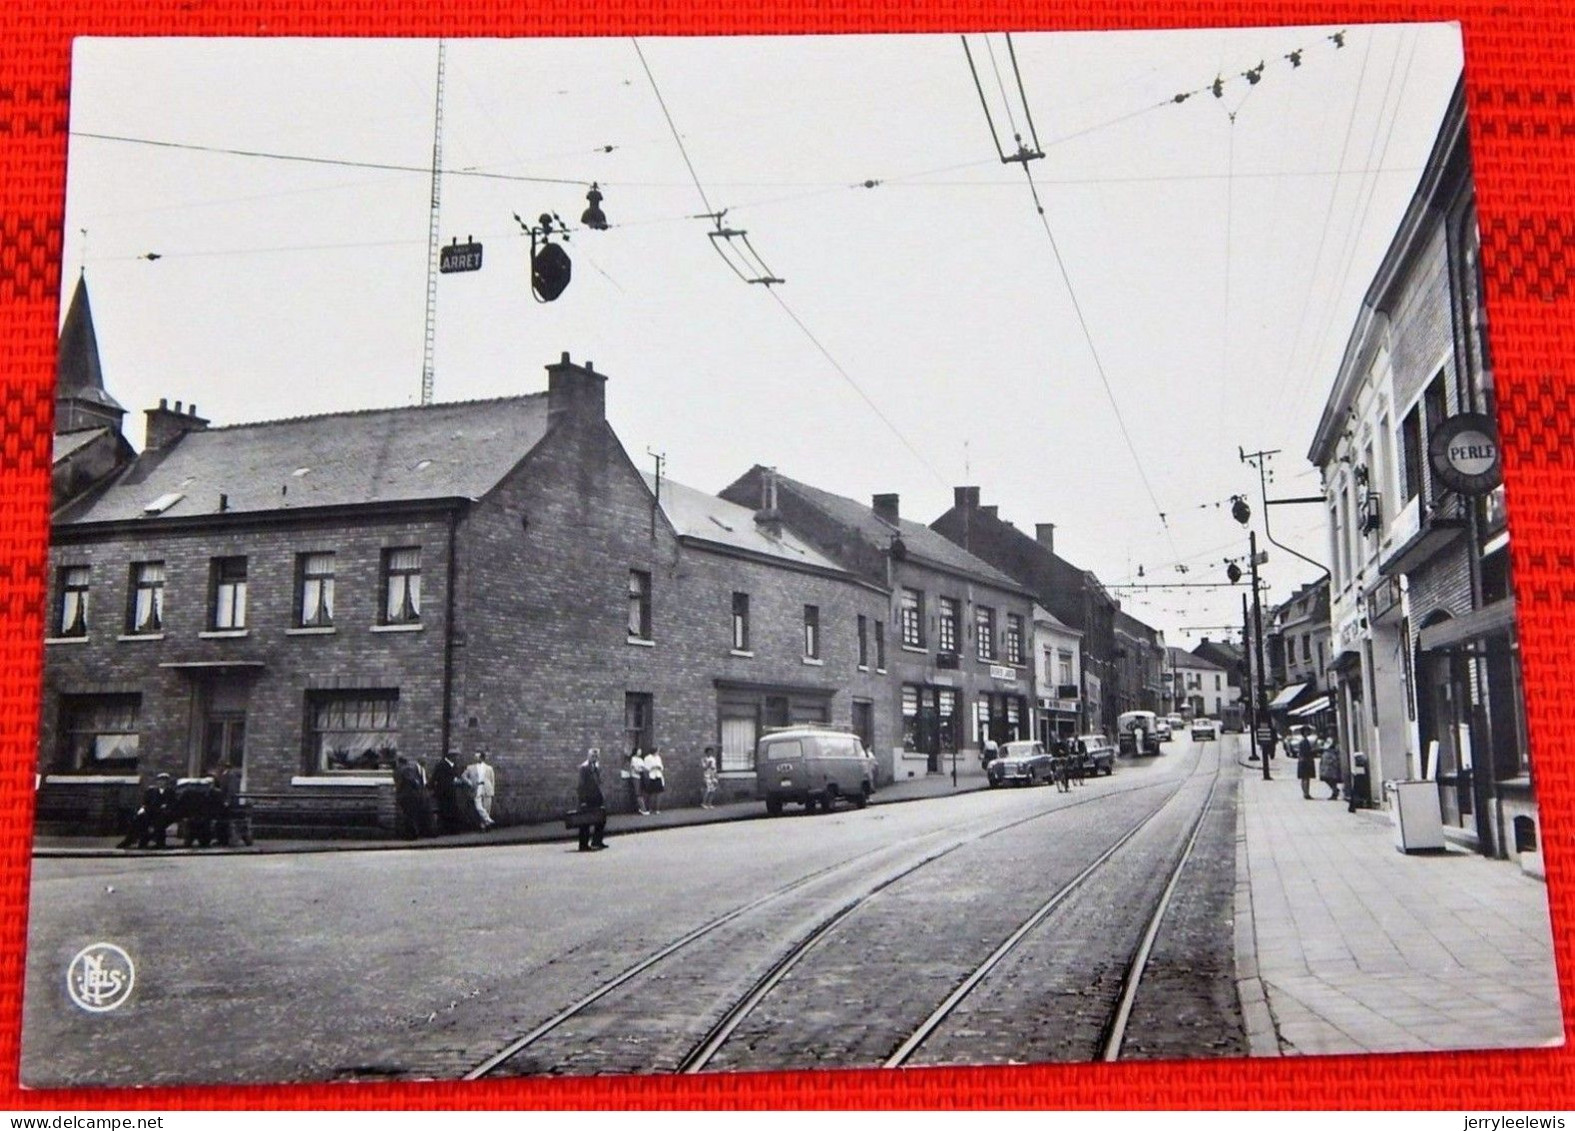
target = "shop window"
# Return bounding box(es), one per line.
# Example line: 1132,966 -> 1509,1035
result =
296,552 -> 335,628
210,556 -> 248,630
938,688 -> 958,753
901,684 -> 921,751
719,711 -> 757,773
382,547 -> 422,625
60,693 -> 141,772
127,561 -> 165,634
57,565 -> 90,637
308,690 -> 398,773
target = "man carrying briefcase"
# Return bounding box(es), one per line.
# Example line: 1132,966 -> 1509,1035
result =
570,747 -> 608,852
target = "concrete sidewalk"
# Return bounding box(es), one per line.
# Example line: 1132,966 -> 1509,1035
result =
1235,764 -> 1563,1056
32,766 -> 994,859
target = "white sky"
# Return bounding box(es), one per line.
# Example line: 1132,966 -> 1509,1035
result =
60,26 -> 1465,644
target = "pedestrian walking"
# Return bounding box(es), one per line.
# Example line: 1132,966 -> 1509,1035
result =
430,750 -> 464,835
701,746 -> 720,809
394,755 -> 432,839
463,751 -> 496,830
576,747 -> 608,851
1295,730 -> 1318,799
643,747 -> 666,814
629,748 -> 649,814
1318,732 -> 1343,801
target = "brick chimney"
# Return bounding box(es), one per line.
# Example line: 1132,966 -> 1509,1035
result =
954,485 -> 980,510
754,467 -> 783,537
144,398 -> 209,451
1035,523 -> 1056,553
872,493 -> 900,526
546,352 -> 607,425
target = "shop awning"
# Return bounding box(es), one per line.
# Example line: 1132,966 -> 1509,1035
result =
1266,682 -> 1309,711
1417,598 -> 1518,652
1288,694 -> 1333,718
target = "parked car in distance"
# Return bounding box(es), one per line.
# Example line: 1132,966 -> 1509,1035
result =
1075,733 -> 1117,776
1154,717 -> 1173,743
1191,718 -> 1219,741
988,740 -> 1055,787
756,725 -> 878,815
1167,714 -> 1185,731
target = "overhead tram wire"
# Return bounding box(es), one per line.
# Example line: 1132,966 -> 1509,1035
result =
629,37 -> 944,488
1267,28 -> 1375,423
961,33 -> 1180,561
765,289 -> 946,487
1280,27 -> 1418,425
69,131 -> 593,187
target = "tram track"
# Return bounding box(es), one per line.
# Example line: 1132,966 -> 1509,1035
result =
465,750 -> 1218,1079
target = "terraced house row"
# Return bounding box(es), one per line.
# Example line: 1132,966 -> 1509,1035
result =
39,277 -> 1165,837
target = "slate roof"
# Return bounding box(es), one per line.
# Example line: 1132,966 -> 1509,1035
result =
52,428 -> 108,464
771,470 -> 1027,594
1169,645 -> 1225,671
60,395 -> 553,524
643,473 -> 850,575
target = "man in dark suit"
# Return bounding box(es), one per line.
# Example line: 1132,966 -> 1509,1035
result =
576,748 -> 608,852
118,772 -> 176,849
429,751 -> 463,835
395,756 -> 432,839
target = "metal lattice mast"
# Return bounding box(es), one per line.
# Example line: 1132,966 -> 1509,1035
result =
420,40 -> 446,406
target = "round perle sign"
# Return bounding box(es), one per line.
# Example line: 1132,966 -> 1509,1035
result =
1428,412 -> 1503,496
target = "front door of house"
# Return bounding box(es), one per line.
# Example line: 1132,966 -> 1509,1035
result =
195,675 -> 251,788
202,711 -> 246,783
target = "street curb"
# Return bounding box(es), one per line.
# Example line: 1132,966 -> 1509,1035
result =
1233,770 -> 1283,1058
31,777 -> 996,860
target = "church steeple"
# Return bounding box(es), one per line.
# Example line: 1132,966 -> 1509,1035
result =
55,272 -> 125,435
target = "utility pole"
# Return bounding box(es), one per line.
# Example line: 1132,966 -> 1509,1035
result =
1243,592 -> 1258,761
1250,530 -> 1271,780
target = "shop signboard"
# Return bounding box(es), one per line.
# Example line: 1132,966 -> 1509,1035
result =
1429,413 -> 1502,495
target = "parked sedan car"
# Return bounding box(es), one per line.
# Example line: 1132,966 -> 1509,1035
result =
1154,718 -> 1173,743
1191,718 -> 1219,741
987,740 -> 1055,787
1074,733 -> 1117,776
